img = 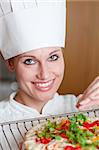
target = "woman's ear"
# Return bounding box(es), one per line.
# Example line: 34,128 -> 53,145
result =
0,52 -> 15,72
5,59 -> 15,72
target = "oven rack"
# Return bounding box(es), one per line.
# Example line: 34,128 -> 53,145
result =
0,109 -> 99,150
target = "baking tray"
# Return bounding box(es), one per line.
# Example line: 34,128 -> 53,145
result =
0,109 -> 99,150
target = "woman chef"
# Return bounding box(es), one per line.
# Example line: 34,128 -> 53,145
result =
0,0 -> 98,123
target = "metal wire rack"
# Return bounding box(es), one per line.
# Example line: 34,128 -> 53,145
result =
0,109 -> 99,150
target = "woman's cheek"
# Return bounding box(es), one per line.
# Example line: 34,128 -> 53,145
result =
15,67 -> 30,81
56,61 -> 64,75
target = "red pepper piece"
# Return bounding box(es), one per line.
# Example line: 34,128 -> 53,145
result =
83,120 -> 99,129
61,125 -> 69,130
40,137 -> 51,144
64,146 -> 75,150
61,120 -> 70,130
88,128 -> 94,133
47,138 -> 52,143
64,146 -> 82,150
56,120 -> 70,131
95,120 -> 99,126
75,146 -> 82,150
59,133 -> 68,139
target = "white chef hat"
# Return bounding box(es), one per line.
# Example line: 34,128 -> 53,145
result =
0,0 -> 66,60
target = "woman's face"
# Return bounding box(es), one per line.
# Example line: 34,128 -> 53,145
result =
9,47 -> 65,104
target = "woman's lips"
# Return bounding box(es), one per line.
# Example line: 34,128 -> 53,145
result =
32,80 -> 54,91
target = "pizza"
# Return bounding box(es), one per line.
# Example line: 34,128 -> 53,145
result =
23,113 -> 99,150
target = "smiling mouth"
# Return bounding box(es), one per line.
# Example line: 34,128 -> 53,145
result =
33,80 -> 54,91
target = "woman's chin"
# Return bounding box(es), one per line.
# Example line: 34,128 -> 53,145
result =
37,92 -> 55,103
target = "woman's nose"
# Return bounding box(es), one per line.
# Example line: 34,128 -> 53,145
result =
36,62 -> 50,80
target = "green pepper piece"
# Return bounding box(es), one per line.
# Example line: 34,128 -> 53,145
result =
70,117 -> 76,123
83,130 -> 94,138
69,123 -> 77,131
54,135 -> 62,140
76,113 -> 87,124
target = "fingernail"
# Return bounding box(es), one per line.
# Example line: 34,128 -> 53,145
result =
79,98 -> 90,105
76,103 -> 81,108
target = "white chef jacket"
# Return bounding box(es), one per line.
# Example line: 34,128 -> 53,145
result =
0,92 -> 78,123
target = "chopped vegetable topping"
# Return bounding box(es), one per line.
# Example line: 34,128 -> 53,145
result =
26,113 -> 99,150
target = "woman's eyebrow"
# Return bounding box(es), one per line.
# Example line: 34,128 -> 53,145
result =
18,49 -> 60,59
18,55 -> 36,59
49,49 -> 60,55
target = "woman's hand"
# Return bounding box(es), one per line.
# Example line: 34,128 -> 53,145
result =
77,76 -> 99,110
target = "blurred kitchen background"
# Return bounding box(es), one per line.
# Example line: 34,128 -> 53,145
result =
0,1 -> 99,101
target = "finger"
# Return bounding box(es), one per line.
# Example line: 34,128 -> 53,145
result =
77,94 -> 83,99
81,86 -> 99,102
78,100 -> 99,110
83,77 -> 99,96
78,98 -> 99,109
87,76 -> 99,90
85,87 -> 99,99
92,93 -> 99,99
78,98 -> 90,105
77,94 -> 83,103
77,95 -> 90,107
78,106 -> 89,111
88,93 -> 99,100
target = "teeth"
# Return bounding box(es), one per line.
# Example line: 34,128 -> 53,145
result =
35,81 -> 53,88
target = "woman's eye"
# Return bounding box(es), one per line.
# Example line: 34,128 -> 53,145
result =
48,55 -> 59,61
23,59 -> 36,65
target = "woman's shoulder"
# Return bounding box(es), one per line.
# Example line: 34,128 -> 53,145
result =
0,92 -> 17,108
